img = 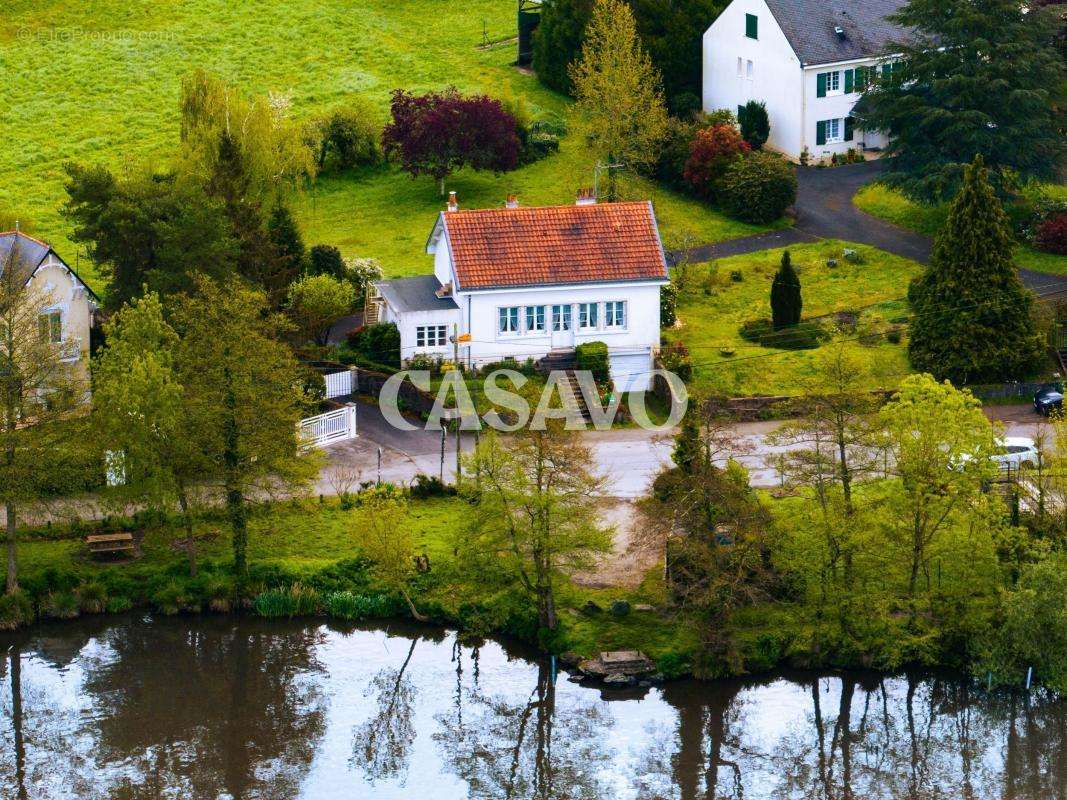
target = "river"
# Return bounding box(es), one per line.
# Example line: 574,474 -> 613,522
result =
0,615 -> 1063,799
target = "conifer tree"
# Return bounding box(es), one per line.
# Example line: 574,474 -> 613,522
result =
770,250 -> 802,330
908,156 -> 1045,384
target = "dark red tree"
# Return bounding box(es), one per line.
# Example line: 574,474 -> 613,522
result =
382,88 -> 521,194
683,124 -> 750,200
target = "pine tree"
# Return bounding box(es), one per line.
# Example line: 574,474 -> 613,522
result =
908,156 -> 1045,384
770,250 -> 801,330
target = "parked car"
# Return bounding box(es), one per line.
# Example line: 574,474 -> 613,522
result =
992,437 -> 1040,471
1035,385 -> 1064,416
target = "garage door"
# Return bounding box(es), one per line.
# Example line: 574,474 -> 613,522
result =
609,349 -> 654,393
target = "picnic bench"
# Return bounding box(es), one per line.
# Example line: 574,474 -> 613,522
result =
86,532 -> 136,558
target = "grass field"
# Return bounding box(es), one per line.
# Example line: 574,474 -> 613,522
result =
667,240 -> 920,396
0,0 -> 775,294
854,183 -> 1067,275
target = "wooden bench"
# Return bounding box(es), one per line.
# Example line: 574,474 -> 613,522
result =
86,532 -> 136,558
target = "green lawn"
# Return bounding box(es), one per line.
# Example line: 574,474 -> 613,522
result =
667,240 -> 921,396
0,0 -> 774,293
854,183 -> 1067,275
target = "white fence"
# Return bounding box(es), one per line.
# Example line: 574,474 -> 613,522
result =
300,404 -> 357,447
324,369 -> 355,399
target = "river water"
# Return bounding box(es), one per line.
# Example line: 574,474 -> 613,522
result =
0,615 -> 1063,799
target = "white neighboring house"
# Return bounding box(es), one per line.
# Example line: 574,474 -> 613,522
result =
368,195 -> 669,392
702,0 -> 909,162
0,231 -> 98,380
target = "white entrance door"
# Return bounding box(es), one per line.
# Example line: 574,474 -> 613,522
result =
551,304 -> 574,349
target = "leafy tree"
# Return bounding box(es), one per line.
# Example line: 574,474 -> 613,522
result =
860,0 -> 1066,201
356,490 -> 425,621
287,273 -> 355,345
172,277 -> 319,582
92,292 -> 208,575
908,156 -> 1045,384
569,0 -> 669,200
62,163 -> 237,310
308,244 -> 345,279
532,0 -> 594,94
770,250 -> 802,330
879,374 -> 1000,599
720,151 -> 797,223
682,124 -> 749,200
382,88 -> 521,195
738,100 -> 769,149
628,0 -> 723,101
342,256 -> 384,303
0,243 -> 86,594
309,98 -> 382,172
347,323 -> 401,369
460,426 -> 611,630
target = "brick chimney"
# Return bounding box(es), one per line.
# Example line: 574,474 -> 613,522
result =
505,194 -> 519,209
447,191 -> 459,212
576,187 -> 597,206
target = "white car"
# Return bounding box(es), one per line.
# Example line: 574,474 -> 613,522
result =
991,437 -> 1040,471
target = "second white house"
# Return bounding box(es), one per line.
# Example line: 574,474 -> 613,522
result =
368,194 -> 669,392
702,0 -> 909,162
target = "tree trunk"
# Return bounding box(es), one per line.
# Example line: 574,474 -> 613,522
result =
6,502 -> 17,595
177,487 -> 197,578
222,364 -> 246,581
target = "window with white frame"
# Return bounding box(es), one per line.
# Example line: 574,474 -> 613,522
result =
825,70 -> 841,94
551,304 -> 571,331
736,56 -> 743,77
746,59 -> 754,79
526,305 -> 546,333
38,311 -> 62,343
578,302 -> 598,330
498,306 -> 520,334
416,325 -> 448,348
825,118 -> 842,143
604,301 -> 626,329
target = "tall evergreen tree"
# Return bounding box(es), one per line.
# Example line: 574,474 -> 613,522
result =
908,156 -> 1045,384
861,0 -> 1065,201
770,250 -> 802,330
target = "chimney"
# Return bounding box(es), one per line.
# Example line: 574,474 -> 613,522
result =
505,194 -> 519,209
447,191 -> 459,212
834,25 -> 846,38
576,187 -> 597,206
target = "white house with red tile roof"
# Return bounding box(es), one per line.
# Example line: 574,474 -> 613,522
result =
370,194 -> 669,391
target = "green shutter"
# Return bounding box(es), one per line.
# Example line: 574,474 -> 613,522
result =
817,72 -> 827,98
844,116 -> 855,142
882,63 -> 892,81
745,13 -> 758,38
816,120 -> 827,146
738,104 -> 744,120
844,69 -> 854,94
855,66 -> 867,90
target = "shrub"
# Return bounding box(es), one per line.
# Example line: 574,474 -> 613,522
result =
520,118 -> 566,164
740,317 -> 828,349
410,473 -> 455,499
325,591 -> 395,621
661,281 -> 678,328
652,115 -> 700,188
153,580 -> 199,615
683,124 -> 750,200
347,322 -> 401,369
575,341 -> 610,384
308,244 -> 346,279
79,582 -> 108,614
720,152 -> 797,224
1036,213 -> 1067,255
203,574 -> 235,613
532,0 -> 594,94
0,591 -> 33,630
670,91 -> 703,120
253,583 -> 321,618
41,591 -> 80,620
660,340 -> 692,382
738,100 -> 770,149
311,99 -> 382,172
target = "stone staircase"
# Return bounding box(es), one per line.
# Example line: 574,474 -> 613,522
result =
536,349 -> 592,423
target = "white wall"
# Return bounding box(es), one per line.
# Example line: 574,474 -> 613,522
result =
390,306 -> 462,363
802,61 -> 891,160
26,254 -> 94,379
702,0 -> 804,159
457,282 -> 663,368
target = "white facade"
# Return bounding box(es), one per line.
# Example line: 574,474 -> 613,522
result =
703,0 -> 893,161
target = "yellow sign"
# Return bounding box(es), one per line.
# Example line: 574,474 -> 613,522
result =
456,333 -> 472,343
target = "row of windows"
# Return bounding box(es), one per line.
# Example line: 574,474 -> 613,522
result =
498,302 -> 627,335
416,324 -> 448,347
817,63 -> 901,98
736,57 -> 754,79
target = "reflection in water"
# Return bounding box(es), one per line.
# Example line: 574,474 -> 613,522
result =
2,616 -> 1067,799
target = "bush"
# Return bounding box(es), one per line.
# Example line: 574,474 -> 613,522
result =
575,341 -> 610,384
1036,213 -> 1067,255
661,280 -> 678,328
520,118 -> 566,164
660,340 -> 692,382
0,591 -> 33,630
308,244 -> 345,279
325,591 -> 395,621
670,91 -> 703,120
311,99 -> 381,173
738,101 -> 770,149
651,116 -> 699,189
683,124 -> 751,200
410,473 -> 456,499
79,582 -> 108,614
41,591 -> 80,619
153,580 -> 199,615
347,323 -> 401,369
532,0 -> 594,94
740,318 -> 828,349
720,152 -> 797,224
253,583 -> 321,618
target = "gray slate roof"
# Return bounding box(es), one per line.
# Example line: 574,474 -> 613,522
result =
0,231 -> 50,285
764,0 -> 910,66
375,275 -> 459,314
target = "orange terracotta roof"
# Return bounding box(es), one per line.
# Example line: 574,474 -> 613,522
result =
439,201 -> 668,291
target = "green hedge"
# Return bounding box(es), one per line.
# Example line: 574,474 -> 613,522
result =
575,341 -> 610,384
